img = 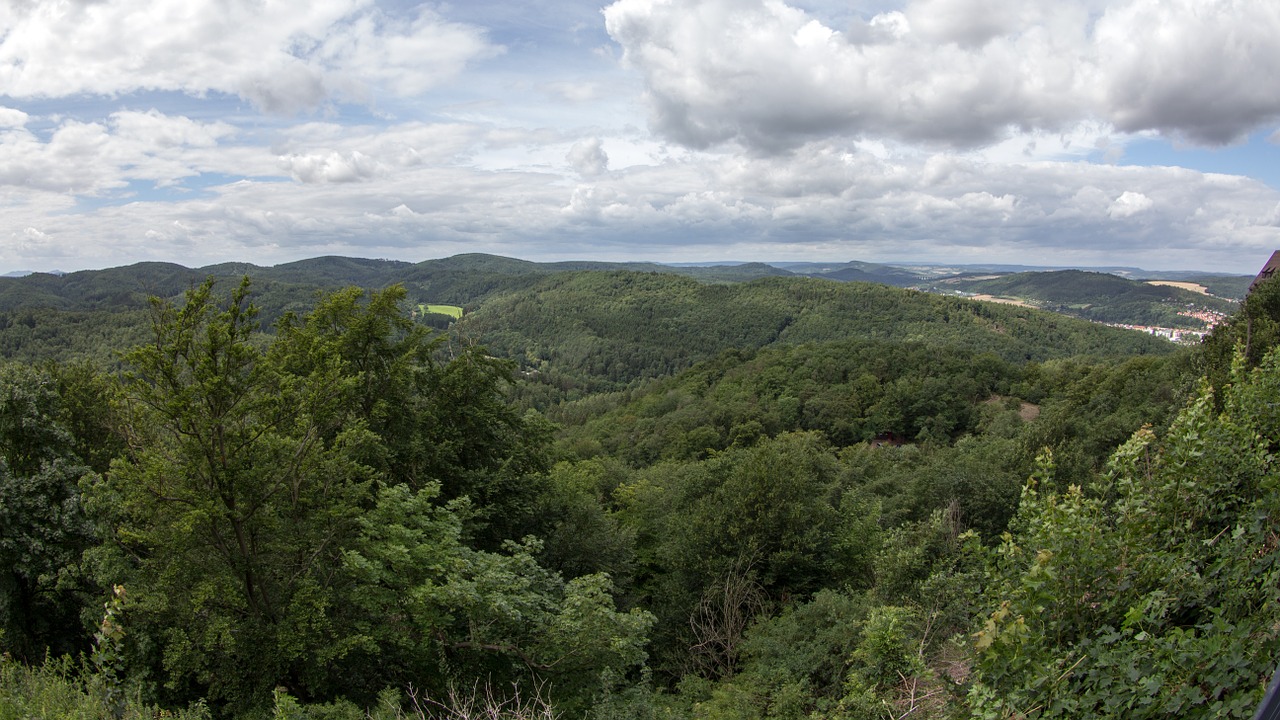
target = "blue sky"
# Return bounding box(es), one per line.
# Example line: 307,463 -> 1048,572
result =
2,0 -> 1279,275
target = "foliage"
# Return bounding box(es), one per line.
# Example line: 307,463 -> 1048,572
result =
558,339 -> 1025,466
0,652 -> 212,720
968,349 -> 1280,718
0,362 -> 103,661
84,278 -> 378,710
1201,273 -> 1280,398
533,459 -> 636,584
2,258 -> 1272,719
617,432 -> 882,681
461,272 -> 1171,401
66,279 -> 644,716
337,481 -> 653,713
1013,351 -> 1197,488
274,284 -> 551,547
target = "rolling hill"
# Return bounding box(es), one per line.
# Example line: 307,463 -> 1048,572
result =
0,256 -> 1199,376
929,269 -> 1237,328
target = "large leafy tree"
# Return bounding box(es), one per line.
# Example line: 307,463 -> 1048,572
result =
338,482 -> 653,714
272,284 -> 551,547
86,279 -> 645,714
87,278 -> 376,708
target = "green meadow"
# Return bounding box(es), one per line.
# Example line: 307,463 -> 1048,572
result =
419,303 -> 463,319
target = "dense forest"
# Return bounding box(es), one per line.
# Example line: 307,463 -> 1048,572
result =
1,257 -> 1277,720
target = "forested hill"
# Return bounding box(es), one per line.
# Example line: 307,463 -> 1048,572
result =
933,269 -> 1238,326
2,255 -> 1278,720
0,254 -> 791,315
0,258 -> 1171,377
455,271 -> 1173,398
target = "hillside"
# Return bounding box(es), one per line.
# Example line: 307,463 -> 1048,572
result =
931,269 -> 1237,327
455,271 -> 1172,401
772,260 -> 925,286
1,257 -> 1276,720
0,257 -> 1177,370
1151,273 -> 1253,301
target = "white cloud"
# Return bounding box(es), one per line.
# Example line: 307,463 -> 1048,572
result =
316,6 -> 501,99
110,110 -> 235,149
0,1 -> 497,112
904,0 -> 1026,48
604,0 -> 1280,152
1,0 -> 1278,276
567,137 -> 610,177
282,150 -> 380,183
1108,190 -> 1154,218
0,110 -> 244,194
541,81 -> 603,103
1095,0 -> 1280,144
0,106 -> 28,128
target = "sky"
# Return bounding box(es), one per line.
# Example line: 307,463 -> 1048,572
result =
2,0 -> 1280,275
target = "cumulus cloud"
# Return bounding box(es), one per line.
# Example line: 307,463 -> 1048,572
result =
0,107 -> 28,128
1096,0 -> 1280,143
2,0 -> 1278,276
2,133 -> 1277,272
0,110 -> 242,194
0,1 -> 497,112
567,138 -> 610,176
1108,190 -> 1154,218
903,0 -> 1025,48
603,0 -> 1280,152
282,150 -> 380,183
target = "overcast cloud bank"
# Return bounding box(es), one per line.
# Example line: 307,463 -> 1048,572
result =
1,0 -> 1278,274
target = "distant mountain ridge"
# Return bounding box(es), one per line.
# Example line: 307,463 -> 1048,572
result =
3,253 -> 1252,284
0,252 -> 1248,323
0,253 -> 1183,376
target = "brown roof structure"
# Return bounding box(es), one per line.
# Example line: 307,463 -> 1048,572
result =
1250,250 -> 1280,293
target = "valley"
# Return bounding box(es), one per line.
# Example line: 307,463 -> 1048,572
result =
0,254 -> 1275,720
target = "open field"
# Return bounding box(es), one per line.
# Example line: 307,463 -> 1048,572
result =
970,293 -> 1035,308
1147,280 -> 1210,295
420,303 -> 463,319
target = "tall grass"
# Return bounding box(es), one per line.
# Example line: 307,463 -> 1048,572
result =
1,656 -> 558,720
0,653 -> 210,720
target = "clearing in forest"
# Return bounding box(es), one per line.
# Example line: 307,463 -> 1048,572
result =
1146,280 -> 1210,295
420,304 -> 463,319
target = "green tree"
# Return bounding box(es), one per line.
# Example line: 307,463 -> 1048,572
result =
969,349 -> 1280,718
273,285 -> 551,547
0,363 -> 99,660
1201,274 -> 1280,400
623,433 -> 876,679
339,482 -> 654,715
86,278 -> 376,710
84,280 -> 643,715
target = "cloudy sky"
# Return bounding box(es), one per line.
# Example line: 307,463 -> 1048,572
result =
3,0 -> 1280,274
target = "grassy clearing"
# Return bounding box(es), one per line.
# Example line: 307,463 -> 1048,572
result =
419,304 -> 463,319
